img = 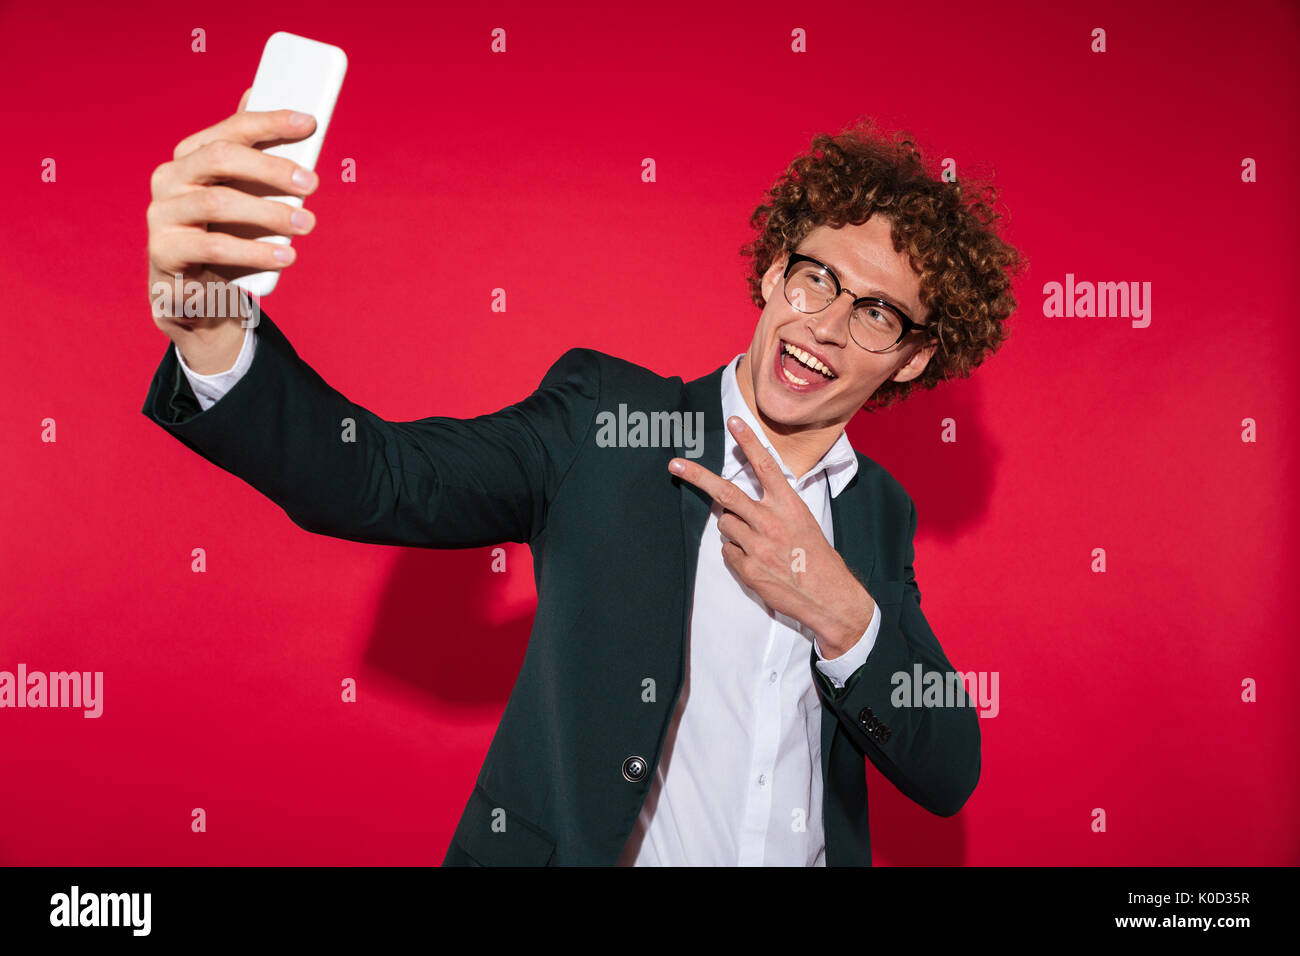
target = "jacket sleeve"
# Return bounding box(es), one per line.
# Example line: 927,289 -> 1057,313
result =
141,309 -> 602,548
812,497 -> 982,817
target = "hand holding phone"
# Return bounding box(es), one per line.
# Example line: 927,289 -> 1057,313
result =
145,32 -> 346,370
230,32 -> 347,297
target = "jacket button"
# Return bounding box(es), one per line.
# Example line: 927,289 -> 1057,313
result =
858,707 -> 873,728
622,755 -> 648,782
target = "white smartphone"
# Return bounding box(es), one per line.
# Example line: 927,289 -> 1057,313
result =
231,31 -> 347,298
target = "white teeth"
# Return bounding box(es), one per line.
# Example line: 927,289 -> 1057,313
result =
782,342 -> 834,378
781,364 -> 809,386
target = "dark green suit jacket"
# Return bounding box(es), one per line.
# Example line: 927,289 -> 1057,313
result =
142,310 -> 981,866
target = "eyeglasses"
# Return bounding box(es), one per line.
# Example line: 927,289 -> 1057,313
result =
782,251 -> 932,353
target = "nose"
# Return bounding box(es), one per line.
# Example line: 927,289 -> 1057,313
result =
807,292 -> 853,347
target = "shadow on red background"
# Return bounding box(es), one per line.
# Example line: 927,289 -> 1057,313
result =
364,548 -> 533,708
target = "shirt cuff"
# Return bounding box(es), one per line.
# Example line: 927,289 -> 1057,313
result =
812,599 -> 881,689
174,322 -> 258,412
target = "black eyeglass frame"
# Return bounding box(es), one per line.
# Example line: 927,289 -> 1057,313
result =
782,251 -> 933,353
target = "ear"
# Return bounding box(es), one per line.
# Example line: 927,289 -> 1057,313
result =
891,339 -> 938,383
759,250 -> 790,304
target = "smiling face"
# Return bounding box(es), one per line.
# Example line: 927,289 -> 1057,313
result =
737,217 -> 937,446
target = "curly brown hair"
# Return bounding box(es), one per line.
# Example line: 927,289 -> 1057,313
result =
741,115 -> 1027,411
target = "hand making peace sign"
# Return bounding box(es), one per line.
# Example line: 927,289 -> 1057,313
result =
668,416 -> 876,658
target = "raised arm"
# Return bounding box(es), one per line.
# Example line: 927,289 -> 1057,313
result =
144,309 -> 601,548
813,497 -> 981,817
143,93 -> 601,548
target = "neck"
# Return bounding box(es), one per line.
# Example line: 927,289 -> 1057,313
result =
733,354 -> 845,480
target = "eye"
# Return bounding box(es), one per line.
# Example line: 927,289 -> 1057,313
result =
854,304 -> 902,330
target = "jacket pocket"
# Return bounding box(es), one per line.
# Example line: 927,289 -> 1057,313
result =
453,784 -> 557,867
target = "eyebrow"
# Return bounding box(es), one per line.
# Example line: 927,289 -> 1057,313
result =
811,254 -> 916,322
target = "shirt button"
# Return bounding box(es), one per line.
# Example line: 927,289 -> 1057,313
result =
758,774 -> 767,786
768,671 -> 778,683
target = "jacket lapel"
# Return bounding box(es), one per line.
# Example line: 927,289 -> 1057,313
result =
820,469 -> 878,785
829,470 -> 877,604
675,364 -> 727,642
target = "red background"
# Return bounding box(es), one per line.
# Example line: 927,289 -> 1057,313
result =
2,0 -> 1297,865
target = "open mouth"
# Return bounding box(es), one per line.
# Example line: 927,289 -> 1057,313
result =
774,340 -> 836,392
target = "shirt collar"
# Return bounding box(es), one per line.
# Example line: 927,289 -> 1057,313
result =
718,354 -> 858,498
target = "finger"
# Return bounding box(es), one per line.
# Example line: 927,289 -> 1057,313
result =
727,417 -> 791,501
170,139 -> 318,197
149,185 -> 316,236
721,540 -> 748,573
158,227 -> 297,274
237,87 -> 252,112
717,511 -> 758,553
669,458 -> 760,523
173,108 -> 316,161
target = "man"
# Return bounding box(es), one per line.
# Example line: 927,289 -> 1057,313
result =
143,100 -> 1024,865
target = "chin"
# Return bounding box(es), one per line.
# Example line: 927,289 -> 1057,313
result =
753,378 -> 834,428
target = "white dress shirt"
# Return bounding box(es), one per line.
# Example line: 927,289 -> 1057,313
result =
175,324 -> 258,412
616,354 -> 877,866
175,338 -> 881,865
